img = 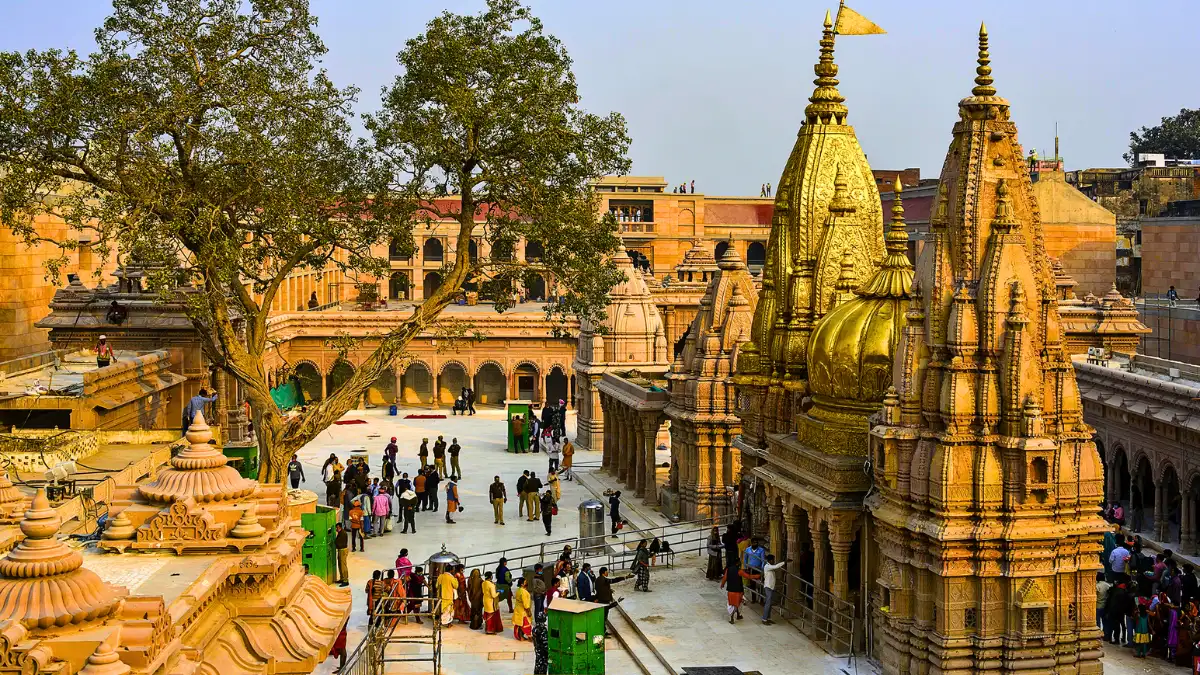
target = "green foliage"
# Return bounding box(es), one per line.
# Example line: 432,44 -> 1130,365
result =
366,0 -> 631,325
0,0 -> 631,479
1125,108 -> 1200,165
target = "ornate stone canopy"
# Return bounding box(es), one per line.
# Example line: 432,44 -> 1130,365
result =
0,489 -> 122,630
138,410 -> 256,504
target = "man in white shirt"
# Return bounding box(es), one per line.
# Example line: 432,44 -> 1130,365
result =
1109,542 -> 1131,579
761,553 -> 789,625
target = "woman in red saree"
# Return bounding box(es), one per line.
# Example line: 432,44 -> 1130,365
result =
453,564 -> 472,623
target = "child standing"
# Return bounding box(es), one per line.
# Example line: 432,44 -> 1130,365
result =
1134,605 -> 1151,657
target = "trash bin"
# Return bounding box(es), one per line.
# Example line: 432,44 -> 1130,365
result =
389,404 -> 398,416
578,498 -> 606,555
547,599 -> 606,675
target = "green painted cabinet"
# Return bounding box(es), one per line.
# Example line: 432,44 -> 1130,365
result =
222,444 -> 259,479
505,400 -> 533,453
301,505 -> 338,583
547,599 -> 606,675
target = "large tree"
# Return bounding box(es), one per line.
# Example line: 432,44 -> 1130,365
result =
0,0 -> 629,481
1125,107 -> 1200,164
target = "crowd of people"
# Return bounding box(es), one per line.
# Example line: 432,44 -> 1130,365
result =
1102,521 -> 1200,665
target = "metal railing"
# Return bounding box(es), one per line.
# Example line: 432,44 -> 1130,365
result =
739,565 -> 858,657
453,514 -> 734,576
342,592 -> 442,675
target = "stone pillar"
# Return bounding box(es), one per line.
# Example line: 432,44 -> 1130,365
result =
642,413 -> 660,507
621,408 -> 636,488
768,501 -> 784,559
830,537 -> 852,601
1156,480 -> 1167,541
784,511 -> 804,612
632,416 -> 646,494
393,369 -> 402,405
1182,493 -> 1194,551
600,394 -> 612,470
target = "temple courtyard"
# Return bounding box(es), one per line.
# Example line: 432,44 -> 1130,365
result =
74,405 -> 1155,675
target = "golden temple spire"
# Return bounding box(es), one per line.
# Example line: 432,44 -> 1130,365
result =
972,23 -> 996,97
858,177 -> 914,299
805,11 -> 848,124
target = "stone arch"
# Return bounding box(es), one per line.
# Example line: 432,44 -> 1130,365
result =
679,209 -> 696,237
513,362 -> 540,401
746,241 -> 767,269
438,359 -> 469,376
294,361 -> 322,403
1111,443 -> 1131,504
1160,462 -> 1182,542
423,271 -> 443,298
366,368 -> 396,407
545,365 -> 568,407
400,361 -> 434,405
423,237 -> 444,262
326,359 -> 355,397
473,361 -> 506,407
1158,457 -> 1181,485
437,361 -> 470,405
714,240 -> 731,261
389,271 -> 410,300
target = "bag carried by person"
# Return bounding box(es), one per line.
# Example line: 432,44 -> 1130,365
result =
384,518 -> 393,533
552,506 -> 559,516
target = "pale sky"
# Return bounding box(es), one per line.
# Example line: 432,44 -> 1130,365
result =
2,0 -> 1195,195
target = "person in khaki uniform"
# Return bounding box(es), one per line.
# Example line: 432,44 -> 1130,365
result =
489,476 -> 507,525
524,473 -> 542,521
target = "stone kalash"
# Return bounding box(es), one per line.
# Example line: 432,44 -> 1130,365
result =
70,410 -> 351,674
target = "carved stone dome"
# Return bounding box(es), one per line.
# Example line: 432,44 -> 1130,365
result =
807,180 -> 914,406
577,244 -> 668,367
138,411 -> 256,504
0,489 -> 122,630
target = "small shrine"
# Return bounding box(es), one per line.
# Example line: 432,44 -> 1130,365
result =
99,411 -> 284,554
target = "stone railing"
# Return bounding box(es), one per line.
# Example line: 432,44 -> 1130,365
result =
0,429 -> 100,474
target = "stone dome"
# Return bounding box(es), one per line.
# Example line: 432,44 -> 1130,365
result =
578,244 -> 668,366
138,410 -> 256,504
807,180 -> 914,406
0,489 -> 122,630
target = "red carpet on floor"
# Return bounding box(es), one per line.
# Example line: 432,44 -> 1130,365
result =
405,414 -> 447,419
333,419 -> 369,425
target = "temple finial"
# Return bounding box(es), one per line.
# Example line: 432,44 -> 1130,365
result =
886,178 -> 908,256
991,179 -> 1017,232
973,22 -> 996,97
805,10 -> 848,123
828,165 -> 855,215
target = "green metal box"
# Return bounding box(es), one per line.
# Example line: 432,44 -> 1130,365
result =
301,505 -> 338,583
547,599 -> 606,675
222,444 -> 259,479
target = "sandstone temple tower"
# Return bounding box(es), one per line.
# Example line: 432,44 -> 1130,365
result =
868,27 -> 1106,675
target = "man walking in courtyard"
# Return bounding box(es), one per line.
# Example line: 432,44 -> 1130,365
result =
418,437 -> 429,470
449,437 -> 462,480
607,490 -> 623,537
287,454 -> 305,489
399,487 -> 418,533
414,469 -> 428,511
490,475 -> 508,525
384,436 -> 399,476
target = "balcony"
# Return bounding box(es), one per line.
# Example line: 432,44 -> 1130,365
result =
620,222 -> 656,234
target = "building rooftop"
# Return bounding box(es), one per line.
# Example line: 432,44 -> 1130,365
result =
0,350 -> 139,399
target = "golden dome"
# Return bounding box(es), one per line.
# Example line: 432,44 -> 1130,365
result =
0,489 -> 122,630
807,178 -> 914,405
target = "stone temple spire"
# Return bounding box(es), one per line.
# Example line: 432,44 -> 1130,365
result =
870,27 -> 1104,675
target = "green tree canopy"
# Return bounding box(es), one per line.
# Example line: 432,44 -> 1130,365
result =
1125,108 -> 1200,164
0,0 -> 629,481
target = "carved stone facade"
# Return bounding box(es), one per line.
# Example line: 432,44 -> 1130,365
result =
868,28 -> 1105,675
573,245 -> 670,453
1077,353 -> 1200,553
664,244 -> 756,520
